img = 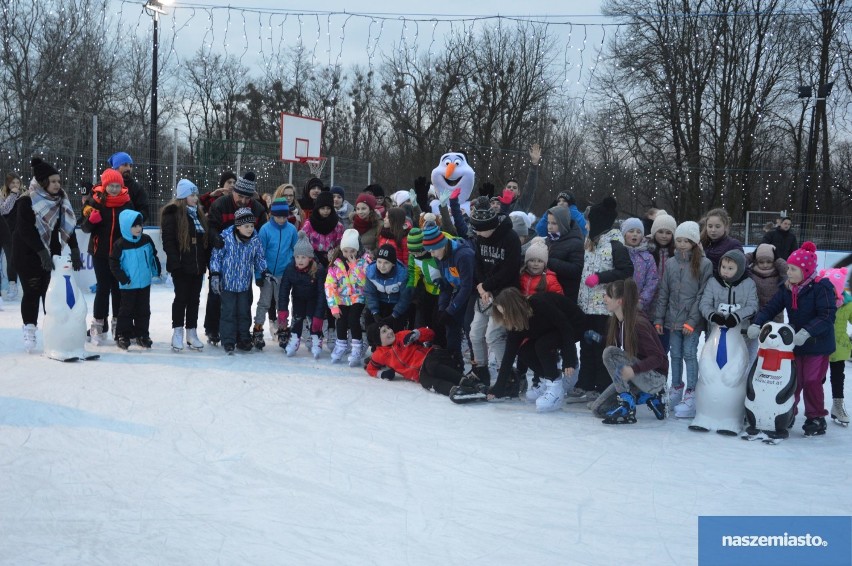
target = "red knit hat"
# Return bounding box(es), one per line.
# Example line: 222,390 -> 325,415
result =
355,193 -> 377,210
100,168 -> 125,188
787,241 -> 818,280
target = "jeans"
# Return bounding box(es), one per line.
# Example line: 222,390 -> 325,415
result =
669,329 -> 699,390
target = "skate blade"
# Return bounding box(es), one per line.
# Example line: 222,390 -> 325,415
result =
688,425 -> 710,432
831,416 -> 849,426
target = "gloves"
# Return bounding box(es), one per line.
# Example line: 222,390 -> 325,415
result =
256,270 -> 274,288
450,187 -> 461,201
311,316 -> 324,334
277,310 -> 289,329
408,189 -> 418,206
584,273 -> 600,288
438,190 -> 451,206
498,188 -> 514,205
88,209 -> 102,224
709,312 -> 727,326
403,329 -> 421,346
723,313 -> 740,329
793,329 -> 811,346
479,182 -> 495,198
70,248 -> 82,271
584,330 -> 602,344
379,368 -> 395,381
118,275 -> 131,286
414,176 -> 429,195
747,324 -> 761,340
38,249 -> 54,271
210,274 -> 221,295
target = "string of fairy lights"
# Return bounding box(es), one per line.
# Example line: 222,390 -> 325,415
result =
1,0 -> 850,218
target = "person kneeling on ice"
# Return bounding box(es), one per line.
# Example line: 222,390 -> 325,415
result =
748,241 -> 837,437
365,323 -> 487,403
488,287 -> 582,408
589,279 -> 668,424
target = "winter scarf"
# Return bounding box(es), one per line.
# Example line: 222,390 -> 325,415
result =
353,212 -> 377,235
187,205 -> 205,234
790,271 -> 817,310
308,207 -> 340,235
30,185 -> 75,249
94,187 -> 131,208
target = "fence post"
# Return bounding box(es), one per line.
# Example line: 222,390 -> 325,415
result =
171,128 -> 178,194
367,162 -> 372,185
330,156 -> 335,187
745,211 -> 751,246
91,115 -> 98,185
288,162 -> 293,185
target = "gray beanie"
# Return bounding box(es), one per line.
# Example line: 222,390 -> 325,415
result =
721,249 -> 747,280
294,230 -> 314,258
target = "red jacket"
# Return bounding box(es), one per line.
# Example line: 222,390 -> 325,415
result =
519,269 -> 564,297
366,327 -> 436,382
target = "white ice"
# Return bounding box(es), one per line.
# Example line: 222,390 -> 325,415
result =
1,285 -> 850,565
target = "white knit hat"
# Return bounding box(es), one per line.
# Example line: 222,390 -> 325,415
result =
674,221 -> 701,245
525,237 -> 549,264
340,228 -> 360,251
651,212 -> 677,236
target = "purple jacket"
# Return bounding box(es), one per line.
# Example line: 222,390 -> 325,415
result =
704,235 -> 743,275
627,242 -> 659,318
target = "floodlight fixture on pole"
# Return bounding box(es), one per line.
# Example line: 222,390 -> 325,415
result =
798,82 -> 833,240
143,0 -> 173,208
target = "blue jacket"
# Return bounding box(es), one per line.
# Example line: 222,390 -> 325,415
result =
364,260 -> 412,317
259,219 -> 297,277
210,226 -> 268,292
436,238 -> 475,316
109,210 -> 161,290
278,261 -> 327,320
536,204 -> 587,238
754,278 -> 837,356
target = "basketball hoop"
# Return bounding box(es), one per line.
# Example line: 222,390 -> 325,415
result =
302,157 -> 327,179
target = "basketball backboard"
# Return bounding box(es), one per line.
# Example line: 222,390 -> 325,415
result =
280,113 -> 323,163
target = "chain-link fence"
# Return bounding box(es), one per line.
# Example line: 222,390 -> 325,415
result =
743,211 -> 852,251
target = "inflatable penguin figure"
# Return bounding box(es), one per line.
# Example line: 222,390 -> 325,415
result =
430,152 -> 475,216
743,322 -> 796,443
690,325 -> 749,435
42,254 -> 100,362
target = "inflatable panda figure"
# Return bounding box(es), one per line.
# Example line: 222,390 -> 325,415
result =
430,152 -> 475,216
43,254 -> 98,362
690,325 -> 749,435
744,322 -> 797,440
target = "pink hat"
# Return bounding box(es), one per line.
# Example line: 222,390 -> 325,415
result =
787,241 -> 818,280
818,267 -> 847,307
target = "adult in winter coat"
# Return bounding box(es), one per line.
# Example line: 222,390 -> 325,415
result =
544,204 -> 584,302
573,197 -> 633,400
81,168 -> 135,343
16,158 -> 82,352
200,171 -> 236,213
761,217 -> 798,260
1,172 -> 22,299
107,152 -> 149,222
700,208 -> 743,276
490,289 -> 583,408
161,179 -> 210,350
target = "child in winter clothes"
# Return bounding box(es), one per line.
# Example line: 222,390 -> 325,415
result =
406,227 -> 445,346
325,228 -> 371,363
749,242 -> 837,437
366,324 -> 482,400
350,193 -> 383,256
209,208 -> 271,354
378,207 -> 411,266
273,183 -> 303,230
251,198 -> 298,348
82,168 -> 135,344
700,208 -> 743,276
365,244 -> 412,334
646,212 -> 676,350
746,243 -> 788,362
302,190 -> 344,267
654,221 -> 712,415
278,231 -> 328,358
819,267 -> 851,426
591,279 -> 668,424
160,179 -> 210,351
331,186 -> 353,230
519,237 -> 563,297
620,217 -> 659,318
573,196 -> 634,404
544,204 -> 584,302
109,210 -> 162,349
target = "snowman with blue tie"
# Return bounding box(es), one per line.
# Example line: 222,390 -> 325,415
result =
43,253 -> 99,362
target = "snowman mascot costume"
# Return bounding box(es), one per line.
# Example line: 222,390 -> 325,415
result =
429,152 -> 476,217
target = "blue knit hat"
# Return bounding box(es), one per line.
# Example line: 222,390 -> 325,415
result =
175,179 -> 198,200
108,152 -> 133,168
270,197 -> 290,217
330,186 -> 345,199
620,217 -> 644,236
422,222 -> 446,251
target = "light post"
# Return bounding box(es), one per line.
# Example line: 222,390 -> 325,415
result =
144,0 -> 172,203
797,82 -> 833,241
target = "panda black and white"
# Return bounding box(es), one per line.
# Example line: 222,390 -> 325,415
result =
744,322 -> 797,440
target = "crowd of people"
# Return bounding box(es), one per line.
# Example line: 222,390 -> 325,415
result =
0,152 -> 849,435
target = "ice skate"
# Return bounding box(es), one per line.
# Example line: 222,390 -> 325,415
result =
831,399 -> 849,426
311,335 -> 323,359
268,319 -> 278,338
636,391 -> 666,420
5,281 -> 18,300
535,378 -> 565,413
285,336 -> 300,357
525,378 -> 545,403
206,331 -> 220,346
348,339 -> 365,367
449,384 -> 487,404
171,327 -> 184,351
186,328 -> 204,351
252,325 -> 266,350
330,339 -> 348,363
136,336 -> 153,349
236,340 -> 253,352
89,319 -> 105,346
22,324 -> 36,353
802,417 -> 827,437
673,388 -> 696,418
602,392 -> 637,425
117,336 -> 131,350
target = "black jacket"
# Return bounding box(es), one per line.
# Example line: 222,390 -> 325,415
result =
160,203 -> 210,276
13,194 -> 79,277
81,196 -> 134,259
208,194 -> 268,249
546,220 -> 585,302
761,227 -> 798,260
278,261 -> 328,320
474,215 -> 521,294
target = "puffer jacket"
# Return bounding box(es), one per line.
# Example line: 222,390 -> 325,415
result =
278,260 -> 327,321
366,328 -> 437,382
545,206 -> 585,301
519,270 -> 563,297
109,210 -> 161,290
577,228 -> 633,315
435,237 -> 476,316
754,277 -> 837,356
703,235 -> 743,275
626,241 -> 659,317
654,248 -> 712,332
81,186 -> 134,258
302,218 -> 344,263
364,260 -> 412,317
259,219 -> 298,276
407,252 -> 442,296
160,203 -> 209,275
699,273 -> 759,333
748,257 -> 787,323
830,295 -> 852,362
209,225 -> 268,292
324,249 -> 371,312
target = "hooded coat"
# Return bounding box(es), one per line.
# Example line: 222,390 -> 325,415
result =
698,251 -> 759,333
109,210 -> 161,290
544,205 -> 585,302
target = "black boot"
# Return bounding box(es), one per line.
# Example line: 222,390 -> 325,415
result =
802,417 -> 827,437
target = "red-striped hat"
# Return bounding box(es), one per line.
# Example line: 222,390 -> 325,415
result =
422,222 -> 446,251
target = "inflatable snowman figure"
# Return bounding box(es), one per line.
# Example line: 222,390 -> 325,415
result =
743,322 -> 797,442
690,325 -> 749,435
43,254 -> 99,362
430,152 -> 475,216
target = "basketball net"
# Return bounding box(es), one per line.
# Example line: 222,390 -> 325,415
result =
303,157 -> 327,179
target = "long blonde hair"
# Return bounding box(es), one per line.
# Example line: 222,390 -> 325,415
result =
700,207 -> 731,247
161,198 -> 209,252
491,287 -> 534,331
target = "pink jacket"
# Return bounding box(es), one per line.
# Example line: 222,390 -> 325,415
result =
325,251 -> 372,313
302,220 -> 344,255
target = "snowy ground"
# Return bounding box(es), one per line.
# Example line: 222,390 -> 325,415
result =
1,284 -> 850,566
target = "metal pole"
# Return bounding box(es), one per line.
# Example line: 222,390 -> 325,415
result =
329,156 -> 335,188
171,128 -> 178,193
236,142 -> 244,175
367,162 -> 372,185
801,101 -> 818,241
149,12 -> 159,205
744,211 -> 751,247
288,162 -> 293,185
91,115 -> 98,185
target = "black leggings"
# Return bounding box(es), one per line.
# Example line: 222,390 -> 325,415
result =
420,348 -> 465,396
20,272 -> 50,325
829,360 -> 845,399
92,255 -> 121,321
171,272 -> 204,328
518,332 -> 562,380
336,303 -> 365,340
0,216 -> 16,282
578,314 -> 609,393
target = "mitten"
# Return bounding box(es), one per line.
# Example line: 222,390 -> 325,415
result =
277,310 -> 289,329
311,316 -> 324,333
70,248 -> 82,271
408,189 -> 417,206
210,274 -> 221,295
584,330 -> 602,344
709,312 -> 727,326
38,249 -> 53,271
584,273 -> 600,287
403,329 -> 421,346
498,188 -> 514,205
747,324 -> 761,340
793,329 -> 811,346
87,209 -> 102,224
380,368 -> 395,381
438,190 -> 451,206
450,187 -> 461,201
723,313 -> 740,329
